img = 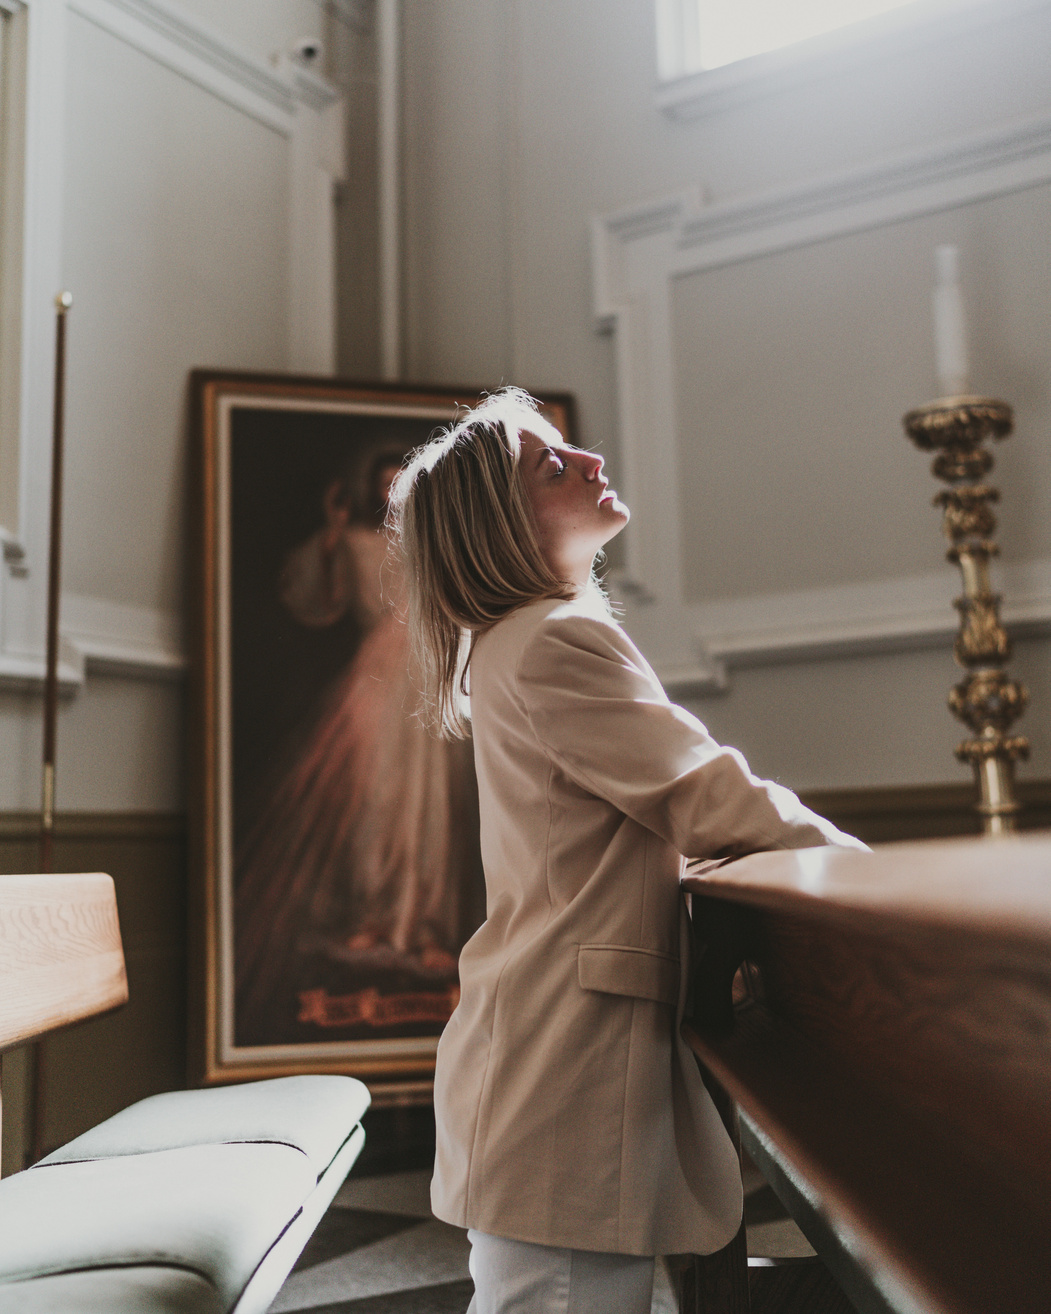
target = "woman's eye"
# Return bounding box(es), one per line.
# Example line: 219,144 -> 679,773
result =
551,455 -> 566,476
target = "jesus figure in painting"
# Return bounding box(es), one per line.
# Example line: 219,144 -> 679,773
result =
233,449 -> 479,1046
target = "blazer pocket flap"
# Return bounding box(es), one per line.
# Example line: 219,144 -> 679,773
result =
577,944 -> 679,1006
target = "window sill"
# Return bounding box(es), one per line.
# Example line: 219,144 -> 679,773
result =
654,0 -> 1043,122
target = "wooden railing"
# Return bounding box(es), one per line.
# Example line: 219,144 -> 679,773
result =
680,834 -> 1051,1314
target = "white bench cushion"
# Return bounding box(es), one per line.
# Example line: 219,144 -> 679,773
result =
0,1143 -> 313,1306
39,1075 -> 369,1180
0,1265 -> 225,1314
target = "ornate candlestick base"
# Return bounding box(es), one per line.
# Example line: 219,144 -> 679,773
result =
903,396 -> 1028,836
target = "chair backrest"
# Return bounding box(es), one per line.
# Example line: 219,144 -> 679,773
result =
0,873 -> 127,1054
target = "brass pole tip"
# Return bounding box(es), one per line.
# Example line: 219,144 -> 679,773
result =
55,291 -> 73,311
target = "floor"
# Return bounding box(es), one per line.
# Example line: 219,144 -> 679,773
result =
268,1159 -> 813,1313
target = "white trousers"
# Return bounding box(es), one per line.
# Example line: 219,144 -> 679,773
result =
465,1229 -> 655,1314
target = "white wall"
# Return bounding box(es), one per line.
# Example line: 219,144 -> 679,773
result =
0,0 -> 366,813
401,0 -> 1051,791
402,1 -> 514,388
62,9 -> 290,616
4,0 -> 1048,811
673,186 -> 1051,603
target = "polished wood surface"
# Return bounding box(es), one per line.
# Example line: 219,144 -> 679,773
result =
0,873 -> 128,1052
682,834 -> 1051,1314
685,831 -> 1051,928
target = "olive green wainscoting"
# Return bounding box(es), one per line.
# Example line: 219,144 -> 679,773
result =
0,812 -> 186,1175
801,778 -> 1051,845
2,784 -> 1049,1174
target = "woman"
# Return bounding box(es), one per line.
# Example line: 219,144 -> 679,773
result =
388,389 -> 864,1313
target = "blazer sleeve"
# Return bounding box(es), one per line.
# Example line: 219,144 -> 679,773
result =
516,612 -> 866,859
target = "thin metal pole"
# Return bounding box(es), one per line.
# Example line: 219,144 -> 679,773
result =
40,291 -> 71,872
28,290 -> 72,1165
377,0 -> 401,380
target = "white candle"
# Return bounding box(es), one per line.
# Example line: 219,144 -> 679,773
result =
932,245 -> 970,398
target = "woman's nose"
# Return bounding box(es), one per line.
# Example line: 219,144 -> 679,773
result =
580,450 -> 604,478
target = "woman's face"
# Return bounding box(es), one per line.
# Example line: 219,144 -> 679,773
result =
518,424 -> 629,587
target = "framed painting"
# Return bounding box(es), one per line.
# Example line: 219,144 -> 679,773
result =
189,372 -> 577,1099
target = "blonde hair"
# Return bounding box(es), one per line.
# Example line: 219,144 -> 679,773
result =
387,388 -> 575,737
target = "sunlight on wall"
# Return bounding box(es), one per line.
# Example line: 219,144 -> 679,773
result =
696,0 -> 918,70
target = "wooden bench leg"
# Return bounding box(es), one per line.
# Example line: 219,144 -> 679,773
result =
677,1249 -> 859,1314
676,1062 -> 751,1313
676,1063 -> 860,1314
675,1219 -> 750,1313
747,1257 -> 859,1314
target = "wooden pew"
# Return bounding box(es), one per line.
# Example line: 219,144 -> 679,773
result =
680,835 -> 1051,1314
0,871 -> 128,1148
0,872 -> 370,1313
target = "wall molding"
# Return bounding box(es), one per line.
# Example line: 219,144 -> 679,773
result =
593,107 -> 1051,686
650,558 -> 1051,694
70,0 -> 297,132
0,594 -> 184,690
69,0 -> 346,134
0,808 -> 184,839
68,0 -> 342,133
594,111 -> 1051,299
680,116 -> 1051,273
3,553 -> 1042,695
61,594 -> 185,680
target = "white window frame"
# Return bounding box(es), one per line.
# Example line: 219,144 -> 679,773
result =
0,0 -> 29,562
655,0 -> 1050,121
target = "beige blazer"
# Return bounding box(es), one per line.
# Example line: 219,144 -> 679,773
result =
431,591 -> 862,1256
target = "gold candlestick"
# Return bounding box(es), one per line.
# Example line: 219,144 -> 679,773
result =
903,396 -> 1028,835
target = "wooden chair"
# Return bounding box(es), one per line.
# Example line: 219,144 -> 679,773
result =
678,835 -> 1051,1314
